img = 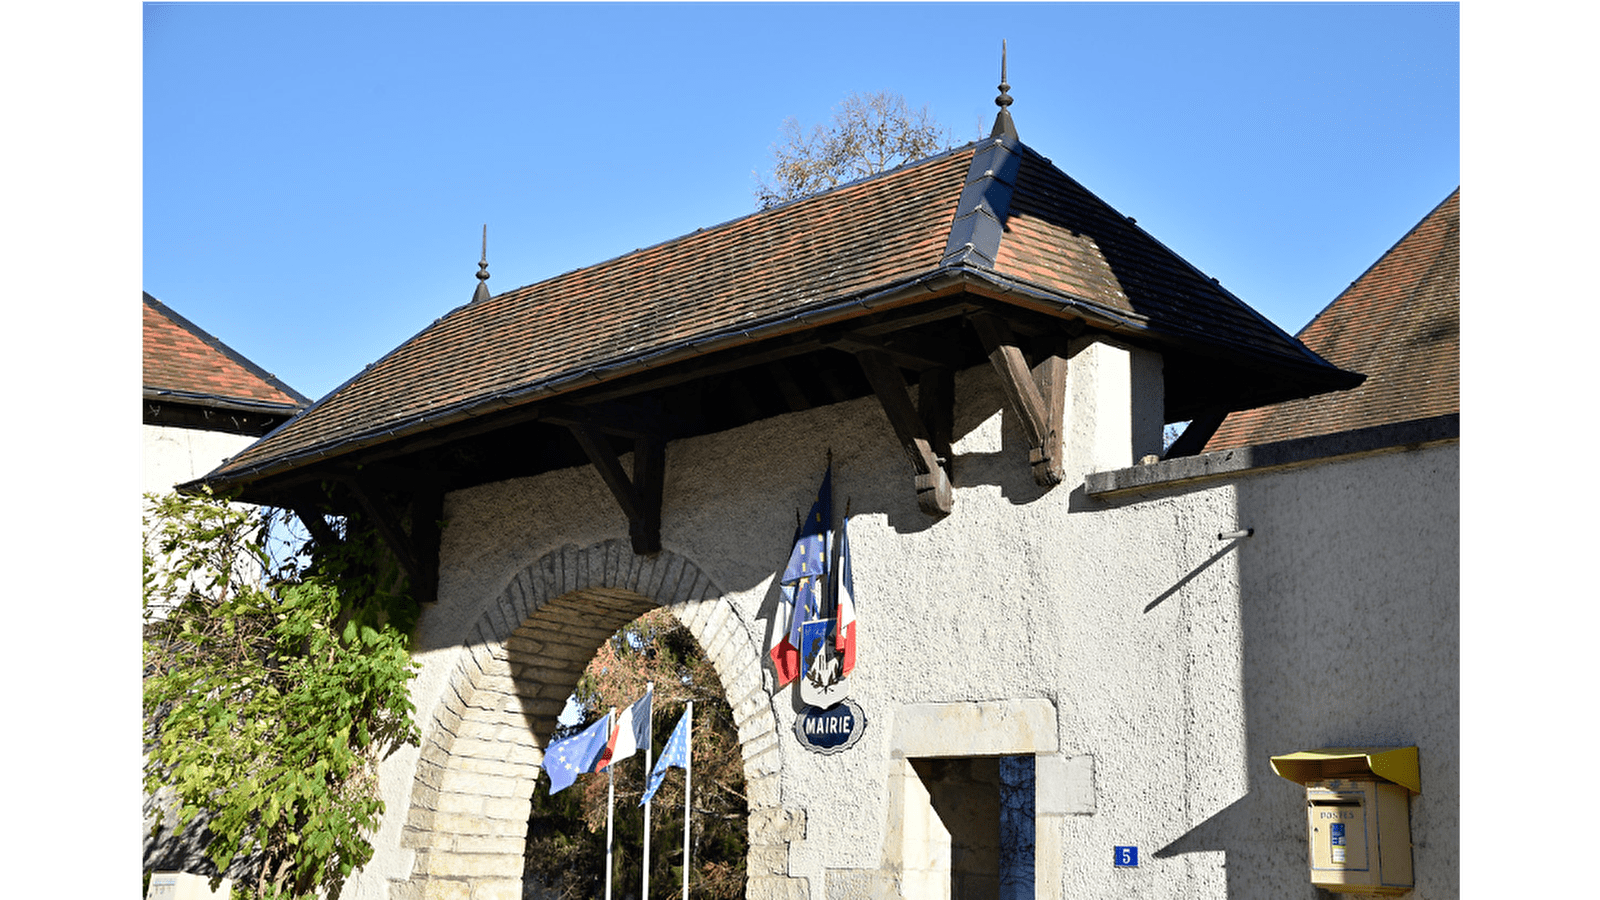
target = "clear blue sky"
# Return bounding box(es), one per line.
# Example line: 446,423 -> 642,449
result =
142,2 -> 1460,401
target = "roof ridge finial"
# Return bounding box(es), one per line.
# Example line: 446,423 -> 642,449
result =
473,224 -> 491,303
990,39 -> 1019,141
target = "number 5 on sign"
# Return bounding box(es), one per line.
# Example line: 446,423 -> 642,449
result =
1114,846 -> 1139,867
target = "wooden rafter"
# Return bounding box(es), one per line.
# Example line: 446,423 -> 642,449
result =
564,421 -> 666,555
826,330 -> 957,372
766,360 -> 812,412
347,474 -> 425,598
314,466 -> 449,605
970,312 -> 1066,486
854,348 -> 953,516
1164,409 -> 1228,459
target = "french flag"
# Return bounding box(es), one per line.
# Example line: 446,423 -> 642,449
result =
769,582 -> 803,686
596,686 -> 651,771
835,515 -> 857,677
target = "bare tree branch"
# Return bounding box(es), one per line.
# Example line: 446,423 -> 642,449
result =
755,90 -> 952,208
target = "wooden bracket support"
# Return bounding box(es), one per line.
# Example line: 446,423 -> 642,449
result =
410,481 -> 443,603
343,473 -> 444,604
971,312 -> 1067,486
565,422 -> 665,555
1163,408 -> 1228,459
290,505 -> 341,549
855,348 -> 953,516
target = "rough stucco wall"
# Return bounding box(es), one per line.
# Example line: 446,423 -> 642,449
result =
1220,443 -> 1457,899
348,359 -> 1457,900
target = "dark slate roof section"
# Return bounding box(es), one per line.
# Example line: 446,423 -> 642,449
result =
204,137 -> 1358,489
990,144 -> 1340,374
143,292 -> 311,413
942,136 -> 1022,268
1203,188 -> 1460,451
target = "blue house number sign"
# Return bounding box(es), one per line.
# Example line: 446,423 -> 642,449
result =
1114,846 -> 1139,867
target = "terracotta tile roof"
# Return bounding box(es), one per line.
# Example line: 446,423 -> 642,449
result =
143,293 -> 309,412
993,148 -> 1325,368
209,136 -> 1353,487
1204,188 -> 1460,451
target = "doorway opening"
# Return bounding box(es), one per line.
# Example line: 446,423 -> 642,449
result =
901,754 -> 1036,899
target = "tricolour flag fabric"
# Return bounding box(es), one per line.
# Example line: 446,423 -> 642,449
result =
640,704 -> 691,806
835,514 -> 857,676
597,687 -> 652,770
543,711 -> 612,794
770,467 -> 832,686
769,581 -> 802,686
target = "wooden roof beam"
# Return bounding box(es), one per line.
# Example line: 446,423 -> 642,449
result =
566,423 -> 664,555
854,348 -> 953,516
971,312 -> 1066,487
1163,408 -> 1228,459
341,471 -> 442,604
825,330 -> 960,372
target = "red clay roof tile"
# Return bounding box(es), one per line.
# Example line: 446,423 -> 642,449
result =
143,293 -> 309,411
1204,188 -> 1460,451
210,138 -> 1352,486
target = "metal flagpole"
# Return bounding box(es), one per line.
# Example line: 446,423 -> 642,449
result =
642,682 -> 653,900
681,700 -> 692,900
605,706 -> 616,900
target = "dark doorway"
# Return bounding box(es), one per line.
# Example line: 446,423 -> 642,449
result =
909,755 -> 1035,899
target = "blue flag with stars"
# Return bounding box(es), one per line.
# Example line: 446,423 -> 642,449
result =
783,467 -> 832,652
543,711 -> 612,794
640,704 -> 691,806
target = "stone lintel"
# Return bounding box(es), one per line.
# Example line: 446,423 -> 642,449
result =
890,698 -> 1058,758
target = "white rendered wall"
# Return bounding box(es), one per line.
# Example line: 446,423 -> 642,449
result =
351,360 -> 1458,900
143,422 -> 257,495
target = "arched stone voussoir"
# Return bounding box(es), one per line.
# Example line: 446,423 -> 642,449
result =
395,541 -> 795,899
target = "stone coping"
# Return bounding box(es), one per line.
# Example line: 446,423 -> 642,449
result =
1085,414 -> 1459,499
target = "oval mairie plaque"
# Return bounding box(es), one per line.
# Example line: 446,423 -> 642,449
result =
794,698 -> 865,755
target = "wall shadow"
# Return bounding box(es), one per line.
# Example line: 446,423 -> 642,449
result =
1147,444 -> 1459,898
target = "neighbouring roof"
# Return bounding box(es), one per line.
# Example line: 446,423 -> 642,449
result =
144,292 -> 309,434
202,129 -> 1359,501
1204,188 -> 1460,452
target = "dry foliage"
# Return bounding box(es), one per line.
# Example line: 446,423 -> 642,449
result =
755,90 -> 952,208
524,608 -> 748,899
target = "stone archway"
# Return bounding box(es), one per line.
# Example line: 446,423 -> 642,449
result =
394,539 -> 793,900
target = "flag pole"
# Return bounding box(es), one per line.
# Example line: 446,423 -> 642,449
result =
681,700 -> 693,900
642,682 -> 653,900
605,706 -> 616,900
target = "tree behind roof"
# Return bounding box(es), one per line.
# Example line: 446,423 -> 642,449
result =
755,90 -> 953,209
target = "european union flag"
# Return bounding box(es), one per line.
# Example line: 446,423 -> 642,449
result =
543,711 -> 612,794
771,467 -> 835,686
782,467 -> 832,586
783,467 -> 833,656
640,703 -> 691,806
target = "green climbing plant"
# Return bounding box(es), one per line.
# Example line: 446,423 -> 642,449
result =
143,487 -> 420,899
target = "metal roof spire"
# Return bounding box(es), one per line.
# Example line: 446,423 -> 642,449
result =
472,224 -> 491,303
990,40 -> 1019,141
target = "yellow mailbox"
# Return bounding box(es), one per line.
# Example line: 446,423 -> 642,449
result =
1270,746 -> 1419,895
